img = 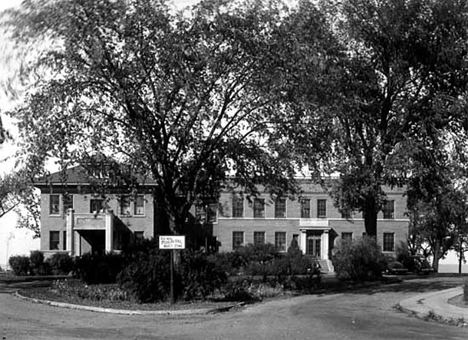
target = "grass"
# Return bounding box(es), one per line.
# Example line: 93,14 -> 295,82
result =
19,284 -> 238,312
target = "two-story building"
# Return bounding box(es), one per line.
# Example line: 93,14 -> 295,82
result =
35,166 -> 158,257
215,180 -> 409,271
37,167 -> 409,271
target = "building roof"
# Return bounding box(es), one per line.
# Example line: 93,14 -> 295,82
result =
34,165 -> 157,188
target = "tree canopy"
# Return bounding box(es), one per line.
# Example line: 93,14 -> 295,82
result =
3,0 -> 336,236
318,0 -> 468,236
3,0 -> 468,247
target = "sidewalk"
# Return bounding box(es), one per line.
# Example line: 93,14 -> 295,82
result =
399,286 -> 468,323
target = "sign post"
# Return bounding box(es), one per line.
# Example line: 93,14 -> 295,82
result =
159,235 -> 186,304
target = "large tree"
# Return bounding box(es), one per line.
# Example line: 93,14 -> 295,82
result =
4,0 -> 334,236
318,0 -> 468,236
0,170 -> 40,237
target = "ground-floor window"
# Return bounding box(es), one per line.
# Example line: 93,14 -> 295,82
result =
49,231 -> 60,250
383,232 -> 395,252
253,231 -> 265,246
275,232 -> 286,252
232,231 -> 244,250
134,231 -> 144,243
341,232 -> 353,242
62,231 -> 67,250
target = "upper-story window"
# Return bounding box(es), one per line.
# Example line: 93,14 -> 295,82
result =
275,198 -> 286,218
232,195 -> 244,218
63,194 -> 73,214
134,195 -> 145,215
120,195 -> 131,215
317,199 -> 327,218
341,209 -> 352,219
206,203 -> 218,223
195,204 -> 205,222
195,202 -> 217,223
383,200 -> 395,219
300,198 -> 310,218
253,198 -> 265,218
90,199 -> 104,213
50,194 -> 60,215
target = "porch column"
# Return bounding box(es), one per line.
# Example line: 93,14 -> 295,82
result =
105,210 -> 114,253
66,209 -> 74,255
300,230 -> 307,254
322,230 -> 329,260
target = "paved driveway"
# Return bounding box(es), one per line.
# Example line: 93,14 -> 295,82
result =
1,277 -> 467,340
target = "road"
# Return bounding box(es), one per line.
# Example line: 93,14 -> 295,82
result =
1,277 -> 467,340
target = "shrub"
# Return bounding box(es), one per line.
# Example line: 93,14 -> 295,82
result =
73,252 -> 125,284
117,248 -> 171,303
29,251 -> 52,276
47,253 -> 74,275
332,236 -> 387,281
178,250 -> 227,301
9,256 -> 31,276
118,248 -> 227,303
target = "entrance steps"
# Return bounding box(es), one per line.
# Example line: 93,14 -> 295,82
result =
305,256 -> 334,273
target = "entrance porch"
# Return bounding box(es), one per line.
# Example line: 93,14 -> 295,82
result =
299,219 -> 334,272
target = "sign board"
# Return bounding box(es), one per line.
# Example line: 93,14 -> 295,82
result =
159,235 -> 186,249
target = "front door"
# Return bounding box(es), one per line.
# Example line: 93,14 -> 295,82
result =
307,235 -> 321,258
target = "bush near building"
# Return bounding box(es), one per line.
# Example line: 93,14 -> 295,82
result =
332,236 -> 387,281
9,256 -> 31,276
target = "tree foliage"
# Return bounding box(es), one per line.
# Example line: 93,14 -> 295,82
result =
320,0 -> 468,236
0,170 -> 40,237
3,0 -> 335,237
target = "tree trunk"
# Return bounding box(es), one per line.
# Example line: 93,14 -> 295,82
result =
432,239 -> 440,272
364,196 -> 378,237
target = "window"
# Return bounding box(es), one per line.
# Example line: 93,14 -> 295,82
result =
253,198 -> 265,218
383,233 -> 395,252
300,199 -> 310,218
383,200 -> 395,219
341,209 -> 351,219
253,231 -> 265,246
195,204 -> 206,222
62,231 -> 67,250
275,198 -> 286,218
232,231 -> 244,250
275,232 -> 287,252
206,203 -> 218,223
120,195 -> 131,215
232,195 -> 244,218
49,231 -> 60,250
90,199 -> 103,213
63,194 -> 73,214
317,199 -> 327,218
50,194 -> 60,215
342,232 -> 353,242
134,195 -> 145,215
134,231 -> 144,243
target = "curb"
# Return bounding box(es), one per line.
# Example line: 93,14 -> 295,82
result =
13,291 -> 245,315
398,286 -> 468,326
